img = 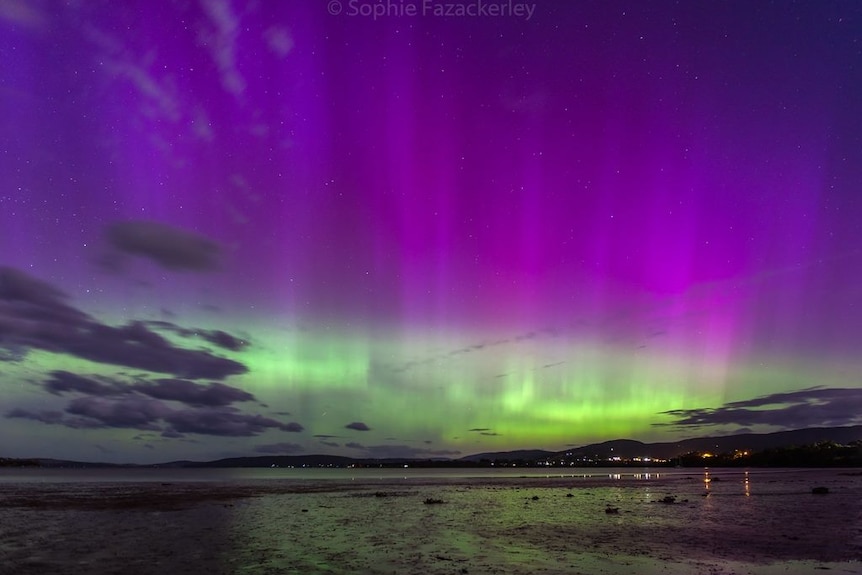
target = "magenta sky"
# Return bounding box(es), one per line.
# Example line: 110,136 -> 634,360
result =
1,1 -> 861,463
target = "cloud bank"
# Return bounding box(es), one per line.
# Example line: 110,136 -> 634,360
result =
0,267 -> 246,379
659,387 -> 862,430
7,370 -> 302,438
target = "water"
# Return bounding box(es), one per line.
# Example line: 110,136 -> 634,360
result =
1,467 -> 860,575
0,464 -> 839,484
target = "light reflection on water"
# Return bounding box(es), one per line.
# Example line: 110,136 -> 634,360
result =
0,466 -> 854,501
0,465 -> 821,484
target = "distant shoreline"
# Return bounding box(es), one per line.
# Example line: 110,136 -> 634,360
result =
3,442 -> 861,470
5,425 -> 860,469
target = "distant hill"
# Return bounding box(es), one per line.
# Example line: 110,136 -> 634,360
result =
178,426 -> 862,468
547,425 -> 862,462
459,449 -> 557,463
35,458 -> 129,468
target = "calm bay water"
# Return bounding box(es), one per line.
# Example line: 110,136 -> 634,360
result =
0,464 -> 844,485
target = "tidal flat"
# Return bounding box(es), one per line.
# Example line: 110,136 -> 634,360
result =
1,468 -> 860,574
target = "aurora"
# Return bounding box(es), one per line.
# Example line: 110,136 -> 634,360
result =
1,0 -> 860,464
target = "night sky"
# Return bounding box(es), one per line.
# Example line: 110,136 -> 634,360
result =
2,1 -> 861,464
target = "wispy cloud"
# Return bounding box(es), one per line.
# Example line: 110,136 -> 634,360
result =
84,25 -> 182,123
198,0 -> 245,95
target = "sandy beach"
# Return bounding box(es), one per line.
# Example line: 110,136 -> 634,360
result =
1,468 -> 860,575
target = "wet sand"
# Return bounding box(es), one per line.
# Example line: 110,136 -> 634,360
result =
1,469 -> 861,574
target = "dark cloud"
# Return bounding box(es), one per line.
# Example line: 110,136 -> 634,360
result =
164,408 -> 303,436
313,434 -> 341,439
0,267 -> 89,324
468,428 -> 491,432
345,421 -> 371,431
0,267 -> 246,380
320,441 -> 340,447
7,401 -> 160,431
44,371 -> 120,396
42,370 -> 256,408
132,378 -> 255,407
658,387 -> 862,429
200,329 -> 248,351
70,322 -> 246,379
145,321 -> 249,351
105,220 -> 221,271
9,371 -> 302,438
254,442 -> 305,454
345,442 -> 364,449
65,396 -> 170,429
9,403 -> 304,437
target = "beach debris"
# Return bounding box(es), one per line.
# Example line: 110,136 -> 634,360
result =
659,495 -> 676,504
424,498 -> 446,505
374,491 -> 388,498
531,495 -> 540,501
605,505 -> 620,514
811,486 -> 830,495
566,493 -> 574,498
